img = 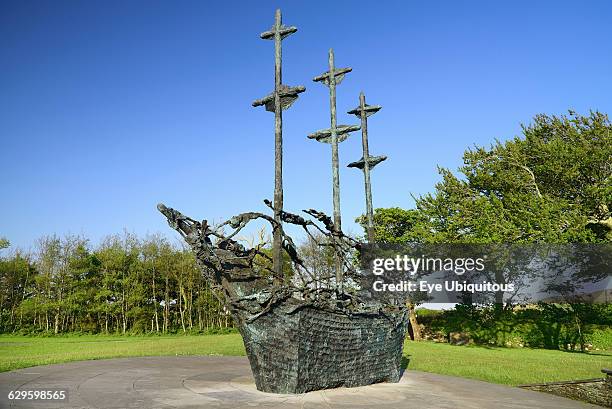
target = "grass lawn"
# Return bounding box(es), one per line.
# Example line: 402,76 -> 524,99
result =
0,334 -> 246,373
1,334 -> 610,386
403,340 -> 611,385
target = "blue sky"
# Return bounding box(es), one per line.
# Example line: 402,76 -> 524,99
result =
1,0 -> 611,251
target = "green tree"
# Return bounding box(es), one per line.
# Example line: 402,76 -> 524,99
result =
417,111 -> 611,244
62,243 -> 101,332
0,251 -> 35,331
358,208 -> 430,244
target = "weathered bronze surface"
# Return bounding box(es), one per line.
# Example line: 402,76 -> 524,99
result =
348,92 -> 387,242
309,49 -> 360,291
158,9 -> 406,394
252,9 -> 305,281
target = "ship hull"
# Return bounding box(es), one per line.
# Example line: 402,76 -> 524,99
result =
238,302 -> 408,394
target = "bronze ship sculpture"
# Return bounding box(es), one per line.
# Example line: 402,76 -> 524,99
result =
158,9 -> 407,394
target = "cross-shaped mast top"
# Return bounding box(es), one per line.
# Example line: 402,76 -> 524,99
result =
313,49 -> 352,87
260,9 -> 297,40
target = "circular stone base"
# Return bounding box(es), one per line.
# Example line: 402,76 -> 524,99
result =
0,356 -> 598,408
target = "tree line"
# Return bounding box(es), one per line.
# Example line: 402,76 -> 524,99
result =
0,233 -> 231,334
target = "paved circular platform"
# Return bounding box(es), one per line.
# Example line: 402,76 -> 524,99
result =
0,356 -> 601,408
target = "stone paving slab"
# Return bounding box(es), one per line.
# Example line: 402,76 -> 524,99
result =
0,356 -> 602,408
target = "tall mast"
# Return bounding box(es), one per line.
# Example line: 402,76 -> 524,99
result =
348,92 -> 386,243
309,49 -> 359,292
253,9 -> 305,280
